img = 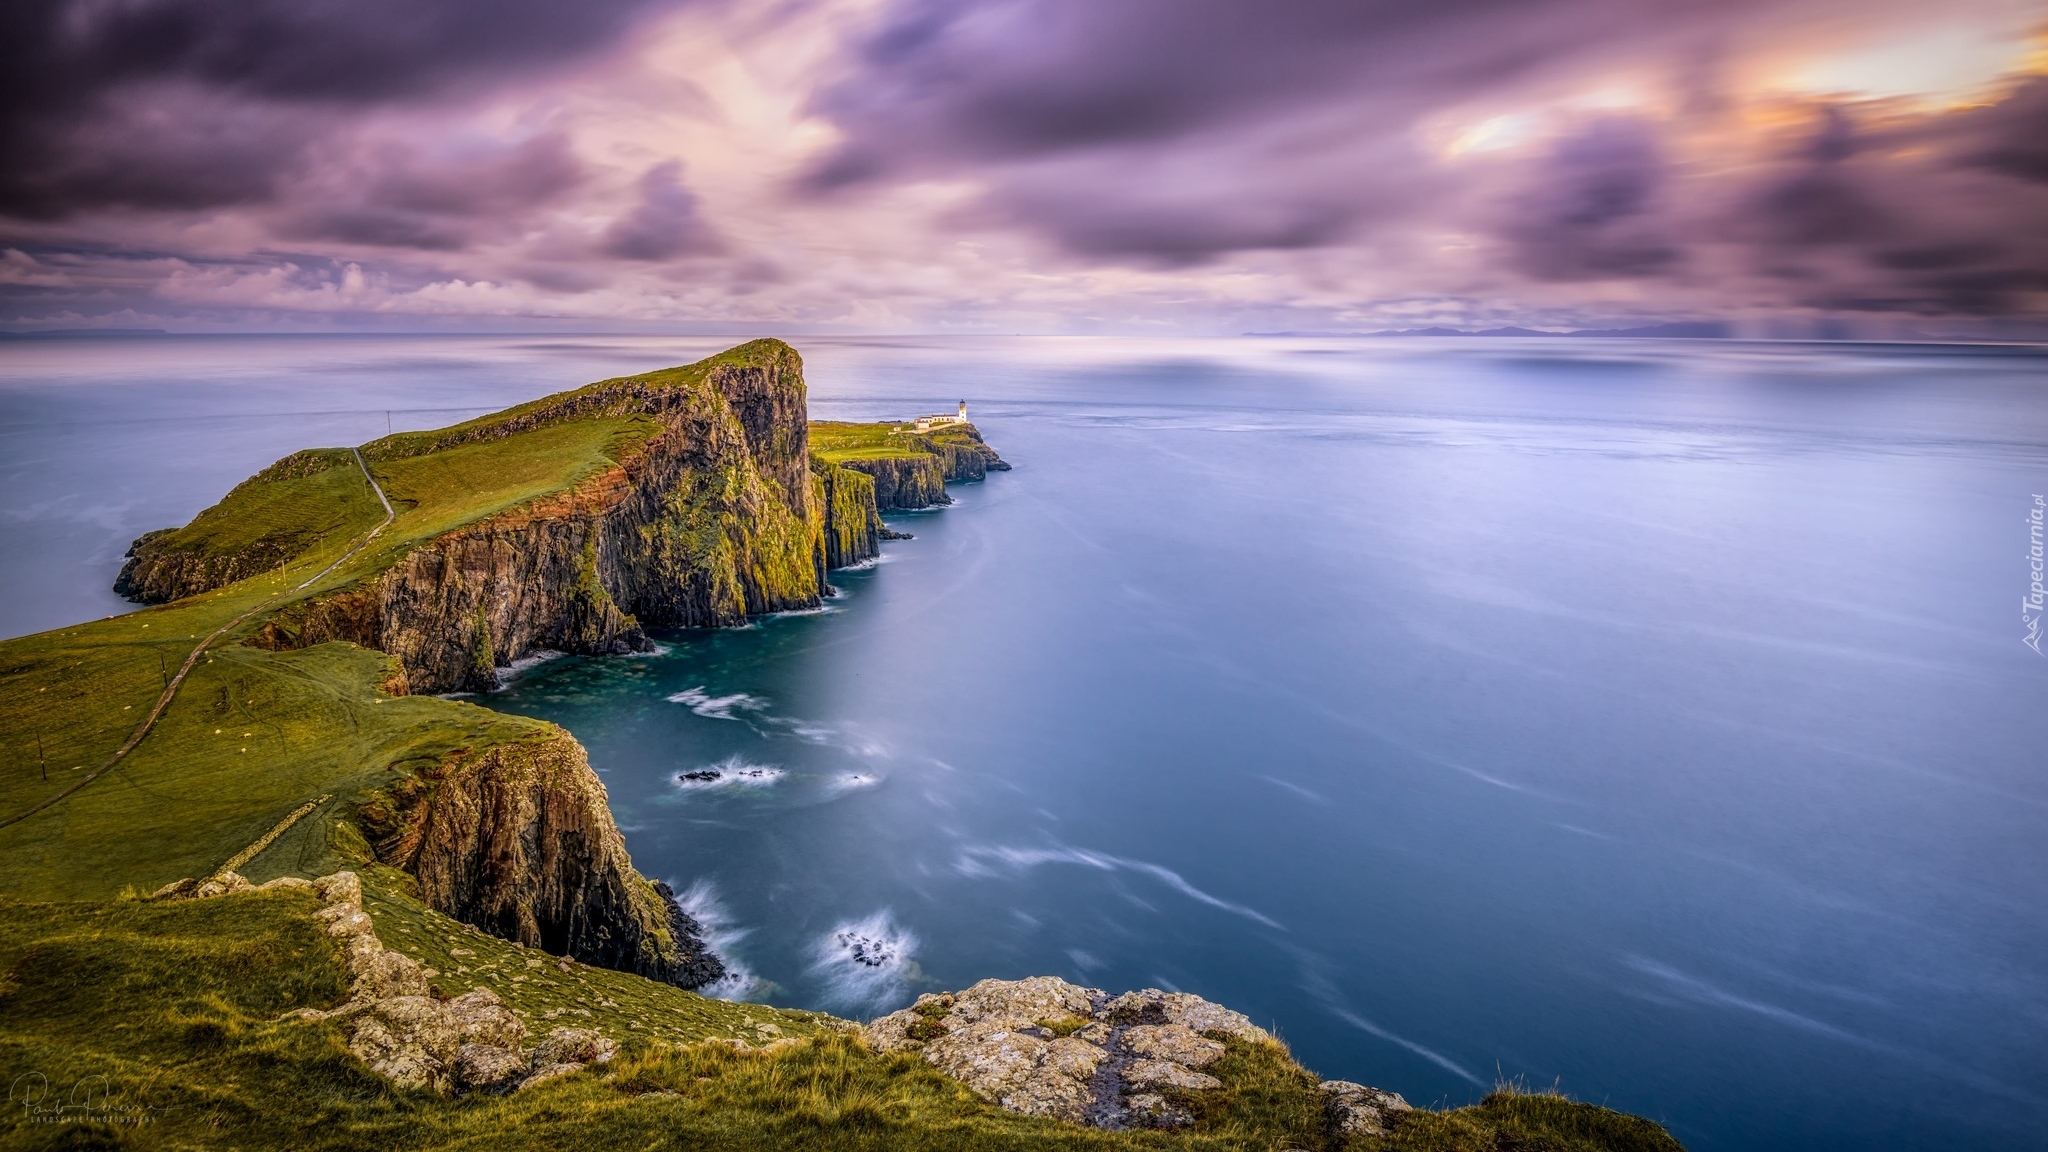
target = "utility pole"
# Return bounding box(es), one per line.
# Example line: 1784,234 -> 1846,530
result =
35,731 -> 46,782
156,649 -> 169,691
386,410 -> 392,435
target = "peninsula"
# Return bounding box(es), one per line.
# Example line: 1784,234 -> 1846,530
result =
0,340 -> 1680,1150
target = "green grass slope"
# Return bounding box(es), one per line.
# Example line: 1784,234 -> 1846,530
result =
0,889 -> 1678,1152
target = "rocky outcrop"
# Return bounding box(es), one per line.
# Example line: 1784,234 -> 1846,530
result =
865,977 -> 1287,1130
156,868 -> 627,1094
358,729 -> 723,990
1320,1079 -> 1414,1138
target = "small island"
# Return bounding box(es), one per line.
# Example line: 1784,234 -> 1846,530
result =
0,341 -> 1680,1151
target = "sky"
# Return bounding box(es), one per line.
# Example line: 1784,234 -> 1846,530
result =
1,0 -> 2045,336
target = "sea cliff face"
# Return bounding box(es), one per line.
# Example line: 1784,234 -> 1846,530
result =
811,458 -> 883,569
359,729 -> 723,988
126,340 -> 868,696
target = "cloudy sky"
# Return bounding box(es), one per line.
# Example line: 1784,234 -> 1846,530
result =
2,0 -> 2044,335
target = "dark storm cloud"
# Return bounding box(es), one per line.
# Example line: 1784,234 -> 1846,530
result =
1497,117 -> 1680,281
0,0 -> 686,217
796,0 -> 1763,263
280,133 -> 588,252
602,162 -> 725,260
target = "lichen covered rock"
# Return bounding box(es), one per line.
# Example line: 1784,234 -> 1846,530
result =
864,977 -> 1272,1130
1320,1079 -> 1413,1138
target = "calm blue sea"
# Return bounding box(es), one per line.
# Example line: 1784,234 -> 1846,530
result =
3,333 -> 2044,1151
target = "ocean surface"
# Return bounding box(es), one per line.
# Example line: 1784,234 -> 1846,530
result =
3,333 -> 2045,1151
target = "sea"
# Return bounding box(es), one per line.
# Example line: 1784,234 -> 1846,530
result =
2,333 -> 2043,1151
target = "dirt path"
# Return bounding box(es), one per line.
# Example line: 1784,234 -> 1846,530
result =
1,451 -> 395,831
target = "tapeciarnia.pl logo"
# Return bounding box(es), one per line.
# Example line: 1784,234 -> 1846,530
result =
2026,494 -> 2045,656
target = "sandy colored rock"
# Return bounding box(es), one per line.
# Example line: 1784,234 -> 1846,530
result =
923,1028 -> 1106,1123
1319,1080 -> 1412,1138
314,871 -> 363,908
444,988 -> 526,1050
1106,989 -> 1267,1043
532,1027 -> 618,1068
453,1044 -> 529,1094
518,1062 -> 586,1091
1120,1023 -> 1225,1069
1124,1092 -> 1195,1129
863,976 -> 1263,1130
194,871 -> 254,898
258,876 -> 316,891
1124,1058 -> 1222,1093
353,947 -> 431,1000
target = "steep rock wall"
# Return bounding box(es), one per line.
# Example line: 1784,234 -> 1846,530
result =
250,346 -> 832,694
810,457 -> 882,569
840,455 -> 951,510
359,729 -> 722,989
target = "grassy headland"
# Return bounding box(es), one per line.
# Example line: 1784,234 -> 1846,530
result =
0,341 -> 1681,1150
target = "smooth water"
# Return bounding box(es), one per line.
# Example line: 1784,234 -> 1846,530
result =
3,334 -> 2045,1151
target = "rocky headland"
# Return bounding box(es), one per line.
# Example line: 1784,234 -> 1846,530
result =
96,340 -> 1008,999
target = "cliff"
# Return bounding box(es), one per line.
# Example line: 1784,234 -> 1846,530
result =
90,339 -> 918,993
810,456 -> 884,568
123,339 -> 864,695
358,728 -> 723,987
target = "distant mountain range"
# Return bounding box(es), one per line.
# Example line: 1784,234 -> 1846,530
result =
1246,322 -> 1732,339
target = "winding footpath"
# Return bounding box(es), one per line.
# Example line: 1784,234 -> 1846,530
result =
0,450 -> 396,832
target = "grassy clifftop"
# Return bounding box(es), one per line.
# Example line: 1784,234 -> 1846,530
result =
0,885 -> 1680,1152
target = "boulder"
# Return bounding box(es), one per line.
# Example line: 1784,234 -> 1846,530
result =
531,1028 -> 618,1068
444,988 -> 526,1051
453,1044 -> 529,1094
313,871 -> 363,908
1319,1080 -> 1412,1138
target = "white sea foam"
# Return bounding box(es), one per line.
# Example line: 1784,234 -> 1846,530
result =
825,772 -> 884,795
673,879 -> 769,1001
667,686 -> 770,720
954,843 -> 1282,929
809,911 -> 918,1010
673,754 -> 786,791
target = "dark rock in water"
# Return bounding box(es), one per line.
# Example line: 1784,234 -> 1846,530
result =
837,931 -> 898,967
680,770 -> 722,782
879,527 -> 914,540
